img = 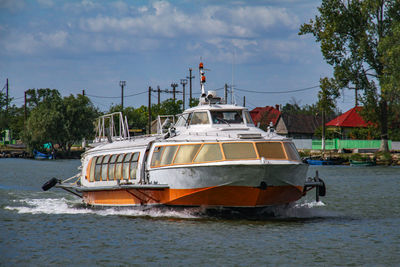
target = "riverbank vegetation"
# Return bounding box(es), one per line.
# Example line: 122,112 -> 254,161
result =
0,88 -> 186,155
300,0 -> 400,151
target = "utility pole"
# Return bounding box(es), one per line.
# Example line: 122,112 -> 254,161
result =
6,79 -> 9,111
224,83 -> 228,104
157,86 -> 161,105
171,83 -> 178,102
24,91 -> 27,135
148,86 -> 152,134
243,96 -> 246,107
180,79 -> 187,110
82,89 -> 85,96
119,81 -> 126,110
187,68 -> 195,104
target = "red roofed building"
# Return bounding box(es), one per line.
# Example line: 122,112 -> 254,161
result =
326,106 -> 372,138
326,106 -> 369,127
249,105 -> 281,128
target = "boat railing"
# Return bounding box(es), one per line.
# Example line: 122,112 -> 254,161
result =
156,115 -> 175,134
94,112 -> 130,143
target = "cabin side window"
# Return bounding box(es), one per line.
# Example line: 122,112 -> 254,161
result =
122,153 -> 132,179
115,154 -> 125,180
101,155 -> 110,181
256,142 -> 286,160
129,152 -> 139,179
173,144 -> 201,164
108,154 -> 117,180
222,143 -> 257,160
284,143 -> 300,161
94,156 -> 103,181
89,157 -> 96,182
190,112 -> 210,125
193,144 -> 223,163
151,146 -> 165,167
160,145 -> 179,166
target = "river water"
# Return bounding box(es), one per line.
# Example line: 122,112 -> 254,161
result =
1,159 -> 399,266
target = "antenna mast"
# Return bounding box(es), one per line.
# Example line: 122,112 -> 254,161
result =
199,62 -> 206,97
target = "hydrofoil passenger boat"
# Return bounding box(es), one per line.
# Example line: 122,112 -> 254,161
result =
42,63 -> 325,208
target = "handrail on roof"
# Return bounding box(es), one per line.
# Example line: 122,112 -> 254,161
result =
94,112 -> 130,143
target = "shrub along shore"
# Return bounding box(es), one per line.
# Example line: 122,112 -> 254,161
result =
299,150 -> 400,166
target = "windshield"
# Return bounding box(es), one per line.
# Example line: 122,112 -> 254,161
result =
175,113 -> 189,127
211,111 -> 243,124
244,111 -> 254,125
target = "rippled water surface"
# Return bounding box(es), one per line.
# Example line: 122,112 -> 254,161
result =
1,159 -> 399,266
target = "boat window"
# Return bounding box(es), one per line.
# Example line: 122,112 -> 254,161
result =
94,156 -> 103,181
151,146 -> 165,167
160,145 -> 179,165
89,157 -> 96,182
101,155 -> 110,181
284,143 -> 301,161
222,143 -> 257,160
175,113 -> 189,127
108,154 -> 117,180
193,144 -> 223,162
122,153 -> 132,179
244,111 -> 254,124
211,111 -> 244,124
256,142 -> 286,160
173,144 -> 201,164
129,152 -> 139,179
190,112 -> 210,125
115,154 -> 124,180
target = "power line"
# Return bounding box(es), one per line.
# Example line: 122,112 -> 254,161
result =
235,85 -> 320,94
86,91 -> 147,99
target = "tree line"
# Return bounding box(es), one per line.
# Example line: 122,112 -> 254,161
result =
0,88 -> 194,153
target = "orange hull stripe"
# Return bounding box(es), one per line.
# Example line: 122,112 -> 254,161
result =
83,185 -> 304,207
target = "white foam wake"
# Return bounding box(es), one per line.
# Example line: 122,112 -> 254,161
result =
271,200 -> 331,218
5,198 -> 200,219
5,198 -> 333,220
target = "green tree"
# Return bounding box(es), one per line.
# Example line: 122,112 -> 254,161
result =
189,98 -> 199,108
7,105 -> 25,140
317,77 -> 340,151
299,0 -> 400,151
25,89 -> 98,153
25,91 -> 64,151
63,94 -> 99,151
109,104 -> 148,131
25,88 -> 61,109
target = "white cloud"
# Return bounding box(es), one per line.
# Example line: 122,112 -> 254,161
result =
111,1 -> 128,13
39,31 -> 68,48
2,31 -> 68,54
1,1 -> 303,64
3,33 -> 40,54
79,1 -> 298,39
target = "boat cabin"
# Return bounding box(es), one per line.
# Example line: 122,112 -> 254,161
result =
175,106 -> 254,128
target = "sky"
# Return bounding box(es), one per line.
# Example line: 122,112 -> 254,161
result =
0,0 -> 358,112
